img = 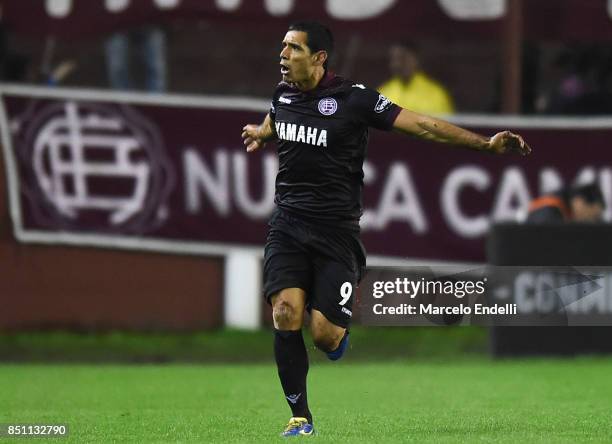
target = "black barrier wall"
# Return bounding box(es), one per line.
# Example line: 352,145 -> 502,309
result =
487,223 -> 612,356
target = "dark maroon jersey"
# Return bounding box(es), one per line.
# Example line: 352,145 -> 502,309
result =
269,72 -> 401,230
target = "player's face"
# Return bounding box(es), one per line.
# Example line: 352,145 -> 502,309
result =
279,31 -> 318,84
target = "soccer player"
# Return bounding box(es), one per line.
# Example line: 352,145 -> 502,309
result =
241,21 -> 530,437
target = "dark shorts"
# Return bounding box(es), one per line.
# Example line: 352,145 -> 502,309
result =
263,209 -> 366,328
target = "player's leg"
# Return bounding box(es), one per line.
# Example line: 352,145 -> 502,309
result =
309,260 -> 356,361
306,226 -> 363,361
263,225 -> 315,435
271,289 -> 314,435
271,288 -> 311,416
271,287 -> 306,330
310,309 -> 349,358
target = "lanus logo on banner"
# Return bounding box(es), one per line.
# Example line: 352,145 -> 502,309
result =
15,101 -> 174,234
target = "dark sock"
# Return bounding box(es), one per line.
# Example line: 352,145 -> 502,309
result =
274,329 -> 312,423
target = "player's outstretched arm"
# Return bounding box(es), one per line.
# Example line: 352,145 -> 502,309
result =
242,113 -> 276,153
392,108 -> 531,155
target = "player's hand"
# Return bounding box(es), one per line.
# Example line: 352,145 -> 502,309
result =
242,124 -> 266,153
488,131 -> 531,156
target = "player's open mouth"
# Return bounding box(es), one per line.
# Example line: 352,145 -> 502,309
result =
280,64 -> 290,75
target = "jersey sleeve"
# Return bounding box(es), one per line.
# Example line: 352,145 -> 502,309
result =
269,100 -> 276,120
348,85 -> 402,131
269,83 -> 286,122
269,90 -> 279,122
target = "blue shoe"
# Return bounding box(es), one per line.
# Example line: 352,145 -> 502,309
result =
281,417 -> 315,437
326,331 -> 349,361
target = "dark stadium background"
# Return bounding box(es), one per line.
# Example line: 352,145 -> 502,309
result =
1,1 -> 612,442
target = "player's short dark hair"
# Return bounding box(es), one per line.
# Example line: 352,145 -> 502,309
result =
288,21 -> 334,69
568,183 -> 605,206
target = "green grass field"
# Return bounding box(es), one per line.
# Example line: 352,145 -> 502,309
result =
2,358 -> 612,443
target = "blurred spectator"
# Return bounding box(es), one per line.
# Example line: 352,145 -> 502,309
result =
105,26 -> 167,92
0,3 -> 28,81
39,37 -> 77,86
46,60 -> 77,86
526,183 -> 605,224
378,41 -> 454,115
538,45 -> 612,115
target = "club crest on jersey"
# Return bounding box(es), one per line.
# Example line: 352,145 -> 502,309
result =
318,97 -> 338,116
375,94 -> 392,113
